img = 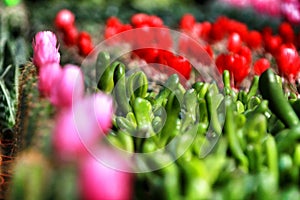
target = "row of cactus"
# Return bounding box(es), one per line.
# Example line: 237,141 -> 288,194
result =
0,61 -> 71,200
1,52 -> 56,199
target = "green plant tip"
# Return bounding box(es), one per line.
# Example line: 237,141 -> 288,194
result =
4,0 -> 20,6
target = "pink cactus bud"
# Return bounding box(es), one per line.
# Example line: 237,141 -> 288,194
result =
50,64 -> 84,108
32,31 -> 60,68
79,150 -> 133,200
38,63 -> 62,97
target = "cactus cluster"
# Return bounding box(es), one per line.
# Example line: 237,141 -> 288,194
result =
97,52 -> 300,199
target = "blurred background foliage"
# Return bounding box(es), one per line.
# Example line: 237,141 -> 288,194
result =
1,0 -> 287,41
0,0 -> 290,131
0,0 -> 295,133
0,0 -> 295,88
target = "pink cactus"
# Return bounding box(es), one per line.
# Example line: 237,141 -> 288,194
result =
220,0 -> 252,8
220,0 -> 282,17
251,0 -> 281,16
81,93 -> 114,133
53,92 -> 114,161
79,150 -> 133,200
281,0 -> 300,24
53,108 -> 91,160
38,62 -> 62,97
50,64 -> 84,108
32,31 -> 60,68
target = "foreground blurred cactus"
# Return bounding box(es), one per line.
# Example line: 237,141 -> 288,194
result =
8,149 -> 52,200
8,148 -> 79,200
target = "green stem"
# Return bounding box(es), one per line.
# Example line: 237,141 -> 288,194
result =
259,69 -> 299,128
265,135 -> 279,185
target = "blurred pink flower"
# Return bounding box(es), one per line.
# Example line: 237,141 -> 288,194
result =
251,0 -> 281,16
38,62 -> 62,97
50,64 -> 84,108
53,93 -> 114,161
81,93 -> 114,133
79,150 -> 133,200
53,108 -> 92,160
32,31 -> 60,68
220,0 -> 252,8
281,0 -> 300,24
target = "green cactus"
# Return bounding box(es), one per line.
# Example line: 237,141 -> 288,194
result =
14,62 -> 38,152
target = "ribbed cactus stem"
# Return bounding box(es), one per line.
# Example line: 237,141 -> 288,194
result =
14,62 -> 54,154
14,62 -> 39,153
5,62 -> 55,199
